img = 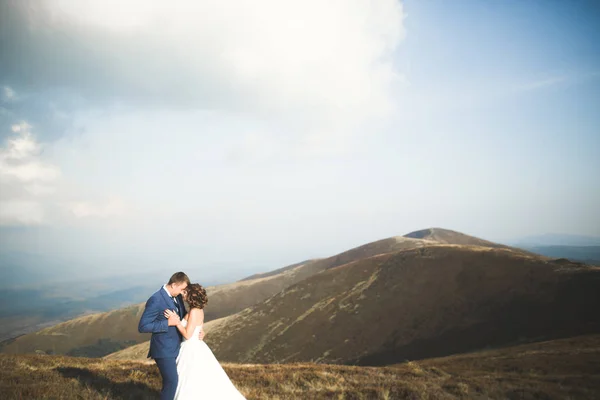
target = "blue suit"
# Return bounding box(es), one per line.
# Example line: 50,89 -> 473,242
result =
138,287 -> 186,400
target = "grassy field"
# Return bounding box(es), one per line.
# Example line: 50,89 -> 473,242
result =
1,335 -> 599,399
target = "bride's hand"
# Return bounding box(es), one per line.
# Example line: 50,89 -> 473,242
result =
164,309 -> 180,326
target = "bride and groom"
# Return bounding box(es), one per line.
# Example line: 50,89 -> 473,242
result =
138,272 -> 246,400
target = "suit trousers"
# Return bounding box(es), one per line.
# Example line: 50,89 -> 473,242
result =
155,357 -> 178,400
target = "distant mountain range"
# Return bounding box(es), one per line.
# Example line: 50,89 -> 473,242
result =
504,233 -> 600,266
522,245 -> 600,266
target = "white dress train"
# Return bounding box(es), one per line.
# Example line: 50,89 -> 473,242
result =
174,320 -> 246,399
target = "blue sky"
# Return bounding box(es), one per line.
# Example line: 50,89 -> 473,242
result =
0,0 -> 599,283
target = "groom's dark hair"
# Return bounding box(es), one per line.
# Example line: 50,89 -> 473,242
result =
168,272 -> 190,286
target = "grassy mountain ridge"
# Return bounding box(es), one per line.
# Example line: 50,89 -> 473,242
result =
3,335 -> 600,399
404,228 -> 511,249
1,228 -> 549,358
176,245 -> 600,365
107,244 -> 599,366
239,259 -> 319,281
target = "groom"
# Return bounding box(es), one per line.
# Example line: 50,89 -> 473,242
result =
138,272 -> 204,400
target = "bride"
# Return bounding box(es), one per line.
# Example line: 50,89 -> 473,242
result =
164,283 -> 246,400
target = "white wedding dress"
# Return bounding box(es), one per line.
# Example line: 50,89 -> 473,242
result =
174,320 -> 246,399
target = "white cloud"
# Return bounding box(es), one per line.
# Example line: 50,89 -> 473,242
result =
70,196 -> 127,219
24,183 -> 56,196
2,86 -> 16,101
12,0 -> 406,147
0,1 -> 407,234
0,123 -> 60,225
0,201 -> 44,225
0,123 -> 128,226
0,123 -> 60,182
509,70 -> 600,94
511,76 -> 568,93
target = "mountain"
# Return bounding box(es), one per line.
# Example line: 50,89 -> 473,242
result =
182,246 -> 600,365
2,227 -> 497,357
508,233 -> 600,265
110,245 -> 599,365
239,259 -> 318,281
1,228 -> 552,359
0,304 -> 147,357
522,245 -> 600,266
3,335 -> 600,399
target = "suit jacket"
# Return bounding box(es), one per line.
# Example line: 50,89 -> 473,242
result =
138,287 -> 187,359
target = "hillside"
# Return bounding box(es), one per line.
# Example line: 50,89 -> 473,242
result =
239,259 -> 319,281
2,228 -> 499,357
104,316 -> 234,361
0,280 -> 161,342
1,228 -> 538,358
193,228 -> 533,323
0,262 -> 313,357
113,245 -> 599,365
0,304 -> 147,357
3,335 -> 600,399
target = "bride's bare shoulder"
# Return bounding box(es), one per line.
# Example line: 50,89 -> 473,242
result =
188,307 -> 204,315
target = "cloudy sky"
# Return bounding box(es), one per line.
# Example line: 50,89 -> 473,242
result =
1,0 -> 599,283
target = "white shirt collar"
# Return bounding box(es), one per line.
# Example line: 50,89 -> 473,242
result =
163,284 -> 177,302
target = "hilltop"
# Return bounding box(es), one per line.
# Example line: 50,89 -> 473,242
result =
403,227 -> 512,249
2,335 -> 600,399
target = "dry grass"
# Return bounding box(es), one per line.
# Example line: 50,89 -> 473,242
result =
2,335 -> 599,399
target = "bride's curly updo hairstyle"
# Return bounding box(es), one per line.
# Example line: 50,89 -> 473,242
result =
185,283 -> 208,309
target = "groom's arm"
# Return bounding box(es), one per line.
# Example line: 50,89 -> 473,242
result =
138,296 -> 169,333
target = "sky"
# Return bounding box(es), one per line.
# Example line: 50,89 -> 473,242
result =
1,0 -> 599,284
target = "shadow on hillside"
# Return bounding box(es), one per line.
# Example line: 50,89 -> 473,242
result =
56,367 -> 159,400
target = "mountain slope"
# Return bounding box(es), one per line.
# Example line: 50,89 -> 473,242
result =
181,245 -> 599,365
0,304 -> 147,357
2,228 -> 536,358
240,259 -> 318,281
104,315 -> 233,361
